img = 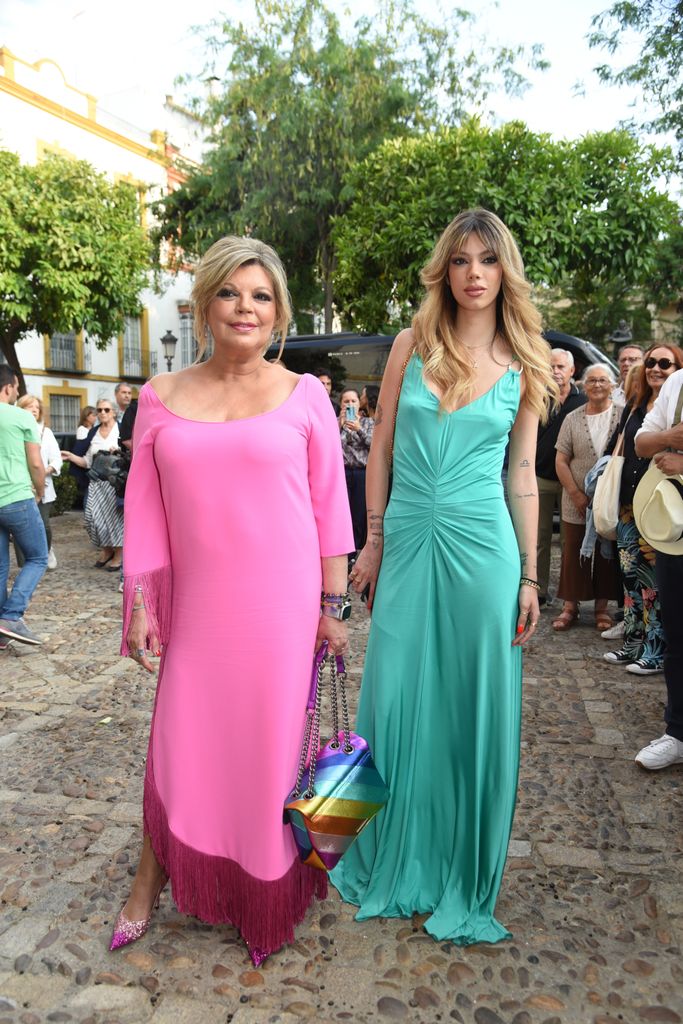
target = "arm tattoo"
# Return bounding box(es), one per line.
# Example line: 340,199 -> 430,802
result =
375,401 -> 384,426
519,458 -> 530,467
520,551 -> 528,570
368,510 -> 384,548
514,492 -> 537,499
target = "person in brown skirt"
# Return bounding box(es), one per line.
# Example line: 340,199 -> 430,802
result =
553,363 -> 621,631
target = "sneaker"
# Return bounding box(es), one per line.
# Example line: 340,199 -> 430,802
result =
601,620 -> 625,640
0,617 -> 42,646
604,648 -> 633,664
635,734 -> 683,770
626,659 -> 663,676
47,547 -> 57,570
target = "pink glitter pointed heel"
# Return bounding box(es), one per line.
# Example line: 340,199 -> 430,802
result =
109,876 -> 167,952
247,944 -> 269,968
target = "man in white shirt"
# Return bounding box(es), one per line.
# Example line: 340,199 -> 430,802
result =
633,368 -> 683,769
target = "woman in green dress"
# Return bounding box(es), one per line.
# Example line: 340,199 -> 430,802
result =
332,209 -> 556,944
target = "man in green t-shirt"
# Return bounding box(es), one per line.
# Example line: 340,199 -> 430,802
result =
0,365 -> 48,646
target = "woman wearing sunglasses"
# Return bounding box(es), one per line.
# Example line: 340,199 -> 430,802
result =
61,400 -> 123,569
602,344 -> 683,674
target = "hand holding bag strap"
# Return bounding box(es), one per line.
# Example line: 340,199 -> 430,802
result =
388,347 -> 414,467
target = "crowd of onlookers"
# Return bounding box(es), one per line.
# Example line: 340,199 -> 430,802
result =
2,345 -> 682,770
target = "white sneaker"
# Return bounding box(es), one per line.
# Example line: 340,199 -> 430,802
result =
626,659 -> 663,676
47,547 -> 57,570
635,734 -> 683,770
601,620 -> 625,640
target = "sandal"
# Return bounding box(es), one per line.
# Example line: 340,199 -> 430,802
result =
595,611 -> 614,632
552,607 -> 578,632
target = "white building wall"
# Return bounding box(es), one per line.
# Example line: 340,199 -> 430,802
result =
1,47 -> 201,431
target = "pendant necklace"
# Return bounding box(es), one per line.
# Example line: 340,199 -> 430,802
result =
464,329 -> 497,369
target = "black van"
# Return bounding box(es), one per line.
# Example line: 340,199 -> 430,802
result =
271,329 -> 617,391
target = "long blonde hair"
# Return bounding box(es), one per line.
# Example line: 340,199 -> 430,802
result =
191,236 -> 292,361
412,208 -> 556,421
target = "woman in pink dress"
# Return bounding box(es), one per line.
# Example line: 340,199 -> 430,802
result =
110,237 -> 354,965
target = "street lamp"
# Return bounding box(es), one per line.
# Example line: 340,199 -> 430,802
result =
161,330 -> 178,373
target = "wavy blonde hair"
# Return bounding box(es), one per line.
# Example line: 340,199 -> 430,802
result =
191,236 -> 292,361
412,208 -> 556,421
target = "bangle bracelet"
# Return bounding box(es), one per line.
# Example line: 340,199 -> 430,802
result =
520,577 -> 540,591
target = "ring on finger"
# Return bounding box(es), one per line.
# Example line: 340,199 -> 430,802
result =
135,648 -> 145,657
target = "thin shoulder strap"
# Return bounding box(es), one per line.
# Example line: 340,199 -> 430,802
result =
388,347 -> 414,467
674,379 -> 683,426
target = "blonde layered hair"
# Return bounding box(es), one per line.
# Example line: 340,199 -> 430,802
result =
412,209 -> 555,422
191,236 -> 292,361
17,393 -> 44,423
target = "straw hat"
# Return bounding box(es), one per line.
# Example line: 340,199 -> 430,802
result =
633,462 -> 683,555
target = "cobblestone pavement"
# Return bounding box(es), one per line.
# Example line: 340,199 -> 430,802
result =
1,512 -> 682,1024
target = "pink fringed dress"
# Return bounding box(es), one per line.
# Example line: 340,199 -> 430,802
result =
121,376 -> 354,955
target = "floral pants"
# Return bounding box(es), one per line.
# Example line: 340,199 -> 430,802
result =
616,506 -> 666,666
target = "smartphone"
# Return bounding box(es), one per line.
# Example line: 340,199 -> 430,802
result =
345,406 -> 357,422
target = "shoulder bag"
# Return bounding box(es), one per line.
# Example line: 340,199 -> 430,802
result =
284,642 -> 389,872
593,411 -> 632,540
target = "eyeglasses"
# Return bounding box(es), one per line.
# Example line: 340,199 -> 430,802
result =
584,379 -> 611,386
97,407 -> 112,412
644,357 -> 677,371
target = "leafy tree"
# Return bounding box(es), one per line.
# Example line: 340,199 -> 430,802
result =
331,120 -> 679,344
0,150 -> 150,392
153,0 -> 546,330
589,0 -> 683,159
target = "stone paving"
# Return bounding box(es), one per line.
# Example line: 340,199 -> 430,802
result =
0,512 -> 682,1024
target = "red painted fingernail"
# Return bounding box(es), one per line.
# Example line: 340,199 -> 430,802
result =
517,625 -> 524,634
155,650 -> 161,657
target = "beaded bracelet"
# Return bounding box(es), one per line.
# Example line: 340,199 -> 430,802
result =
520,577 -> 540,591
321,592 -> 346,604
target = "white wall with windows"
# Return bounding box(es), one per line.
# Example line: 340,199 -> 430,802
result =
1,47 -> 200,432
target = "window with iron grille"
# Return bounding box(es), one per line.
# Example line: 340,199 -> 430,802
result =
123,317 -> 143,377
49,332 -> 77,371
149,351 -> 158,376
49,394 -> 81,433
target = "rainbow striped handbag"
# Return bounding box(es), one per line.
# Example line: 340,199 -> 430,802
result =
284,641 -> 389,872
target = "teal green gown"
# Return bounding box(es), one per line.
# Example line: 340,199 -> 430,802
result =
331,355 -> 523,944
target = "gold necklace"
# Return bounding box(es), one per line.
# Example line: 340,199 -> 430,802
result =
462,329 -> 496,368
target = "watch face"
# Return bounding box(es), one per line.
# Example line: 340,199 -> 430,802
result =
341,603 -> 352,621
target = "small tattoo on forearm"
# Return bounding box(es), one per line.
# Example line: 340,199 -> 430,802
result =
514,492 -> 536,499
375,402 -> 384,426
519,459 -> 530,467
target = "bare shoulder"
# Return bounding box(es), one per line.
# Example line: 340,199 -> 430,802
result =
391,328 -> 415,362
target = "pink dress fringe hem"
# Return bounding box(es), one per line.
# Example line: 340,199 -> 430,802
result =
143,761 -> 327,953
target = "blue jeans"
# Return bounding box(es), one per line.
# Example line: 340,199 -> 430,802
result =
0,498 -> 48,620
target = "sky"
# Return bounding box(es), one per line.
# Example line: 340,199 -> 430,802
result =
0,0 -> 645,142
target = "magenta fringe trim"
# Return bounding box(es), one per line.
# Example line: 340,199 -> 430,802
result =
142,765 -> 327,954
120,565 -> 173,656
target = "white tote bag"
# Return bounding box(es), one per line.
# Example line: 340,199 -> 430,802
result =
593,429 -> 626,540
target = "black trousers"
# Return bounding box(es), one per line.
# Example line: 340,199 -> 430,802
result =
345,466 -> 367,553
655,551 -> 683,741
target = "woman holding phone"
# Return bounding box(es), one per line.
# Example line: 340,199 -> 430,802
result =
340,388 -> 375,555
